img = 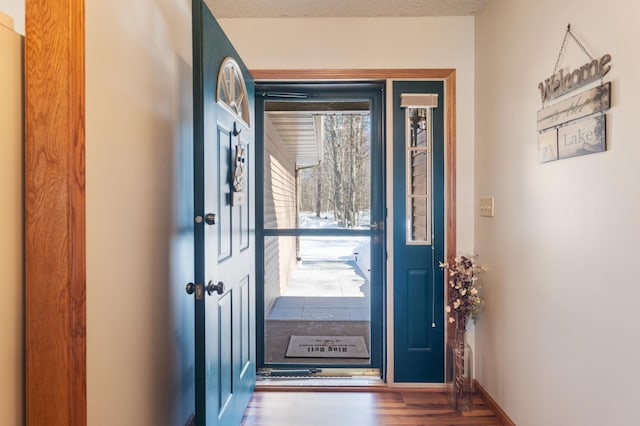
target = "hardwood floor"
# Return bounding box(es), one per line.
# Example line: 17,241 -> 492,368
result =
241,388 -> 504,425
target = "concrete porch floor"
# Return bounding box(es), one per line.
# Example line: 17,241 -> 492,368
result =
264,259 -> 371,364
267,259 -> 370,321
267,296 -> 370,321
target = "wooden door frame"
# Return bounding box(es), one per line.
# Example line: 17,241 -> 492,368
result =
25,0 -> 86,424
252,69 -> 458,380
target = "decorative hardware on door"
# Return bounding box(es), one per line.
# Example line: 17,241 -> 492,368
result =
232,136 -> 247,206
232,144 -> 246,192
369,221 -> 384,230
186,282 -> 204,300
205,213 -> 216,225
206,280 -> 225,295
233,122 -> 242,136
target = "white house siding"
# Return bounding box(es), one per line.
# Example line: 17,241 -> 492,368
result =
263,115 -> 297,315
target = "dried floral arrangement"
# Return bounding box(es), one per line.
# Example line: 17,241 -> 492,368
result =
439,255 -> 486,330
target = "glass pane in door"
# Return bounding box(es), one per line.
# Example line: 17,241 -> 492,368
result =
264,103 -> 371,231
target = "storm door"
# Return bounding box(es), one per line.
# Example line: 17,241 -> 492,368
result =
255,83 -> 385,375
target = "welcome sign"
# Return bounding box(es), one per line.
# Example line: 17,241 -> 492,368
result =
538,54 -> 611,103
537,82 -> 610,162
537,52 -> 611,162
537,83 -> 610,132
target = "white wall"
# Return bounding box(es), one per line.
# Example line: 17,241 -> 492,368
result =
86,0 -> 195,424
0,0 -> 23,34
0,20 -> 23,426
474,1 -> 640,425
219,17 -> 476,256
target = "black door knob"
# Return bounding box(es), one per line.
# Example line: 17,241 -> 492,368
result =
205,213 -> 216,225
206,280 -> 225,295
185,282 -> 195,295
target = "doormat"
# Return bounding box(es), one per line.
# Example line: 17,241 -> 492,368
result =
285,336 -> 369,358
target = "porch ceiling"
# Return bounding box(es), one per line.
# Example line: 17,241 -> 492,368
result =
265,101 -> 371,168
266,112 -> 323,167
209,0 -> 487,18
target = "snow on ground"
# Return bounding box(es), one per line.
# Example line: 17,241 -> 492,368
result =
353,240 -> 370,283
298,211 -> 371,282
298,210 -> 370,229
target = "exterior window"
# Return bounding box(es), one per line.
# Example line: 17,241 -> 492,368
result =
405,107 -> 432,245
216,57 -> 250,127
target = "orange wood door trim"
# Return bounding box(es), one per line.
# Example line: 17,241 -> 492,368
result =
25,0 -> 86,424
251,68 -> 455,80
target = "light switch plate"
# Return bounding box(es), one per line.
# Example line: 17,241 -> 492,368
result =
479,196 -> 494,217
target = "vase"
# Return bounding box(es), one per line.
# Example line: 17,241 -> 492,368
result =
445,325 -> 473,411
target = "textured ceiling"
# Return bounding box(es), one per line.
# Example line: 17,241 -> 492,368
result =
208,0 -> 488,18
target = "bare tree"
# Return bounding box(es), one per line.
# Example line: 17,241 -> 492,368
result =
298,114 -> 370,228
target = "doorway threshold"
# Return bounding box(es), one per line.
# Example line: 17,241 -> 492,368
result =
256,368 -> 384,388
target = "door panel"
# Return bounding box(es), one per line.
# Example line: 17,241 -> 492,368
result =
393,81 -> 445,383
239,145 -> 251,251
406,269 -> 433,349
217,124 -> 232,261
240,276 -> 251,366
218,293 -> 233,412
193,1 -> 255,424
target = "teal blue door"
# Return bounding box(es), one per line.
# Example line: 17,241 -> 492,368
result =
193,2 -> 255,424
392,81 -> 445,382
